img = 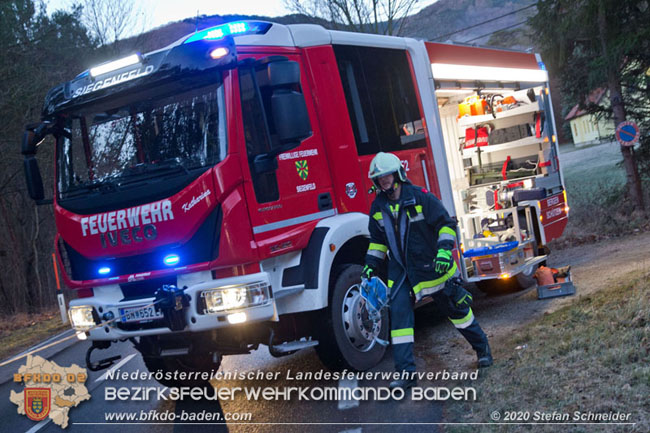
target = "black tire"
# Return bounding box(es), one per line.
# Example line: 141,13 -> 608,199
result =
476,265 -> 538,295
515,264 -> 538,289
142,353 -> 222,388
476,278 -> 520,295
315,264 -> 389,371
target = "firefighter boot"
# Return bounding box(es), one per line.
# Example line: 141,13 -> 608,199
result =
457,321 -> 492,368
389,377 -> 417,390
477,343 -> 493,368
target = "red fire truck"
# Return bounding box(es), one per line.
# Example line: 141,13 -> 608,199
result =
22,21 -> 568,380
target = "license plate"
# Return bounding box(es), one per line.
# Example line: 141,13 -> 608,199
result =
119,305 -> 163,323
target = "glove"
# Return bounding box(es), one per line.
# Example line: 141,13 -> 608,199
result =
434,249 -> 453,274
361,264 -> 375,280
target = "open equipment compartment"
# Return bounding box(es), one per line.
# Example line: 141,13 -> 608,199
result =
428,43 -> 567,285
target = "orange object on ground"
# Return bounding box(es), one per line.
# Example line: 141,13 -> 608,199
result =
534,266 -> 555,286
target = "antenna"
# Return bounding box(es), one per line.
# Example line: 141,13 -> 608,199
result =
195,10 -> 199,33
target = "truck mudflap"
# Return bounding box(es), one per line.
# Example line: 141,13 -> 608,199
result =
69,272 -> 277,340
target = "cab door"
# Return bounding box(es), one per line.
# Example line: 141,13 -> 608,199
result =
235,52 -> 333,257
332,45 -> 439,199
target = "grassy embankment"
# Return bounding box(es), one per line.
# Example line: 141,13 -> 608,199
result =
555,142 -> 650,247
0,310 -> 69,361
445,270 -> 650,433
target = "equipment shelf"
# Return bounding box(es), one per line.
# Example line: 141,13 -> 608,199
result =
457,101 -> 540,128
462,136 -> 547,158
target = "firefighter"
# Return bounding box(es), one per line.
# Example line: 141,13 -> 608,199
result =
362,152 -> 492,389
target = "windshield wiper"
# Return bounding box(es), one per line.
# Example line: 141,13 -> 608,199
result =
65,179 -> 119,196
119,158 -> 190,180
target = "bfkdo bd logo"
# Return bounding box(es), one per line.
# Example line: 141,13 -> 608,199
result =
25,388 -> 51,421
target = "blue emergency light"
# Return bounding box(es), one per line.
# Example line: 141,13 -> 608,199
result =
183,21 -> 271,44
163,254 -> 180,266
98,266 -> 111,275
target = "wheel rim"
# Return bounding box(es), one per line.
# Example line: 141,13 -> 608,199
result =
340,283 -> 382,352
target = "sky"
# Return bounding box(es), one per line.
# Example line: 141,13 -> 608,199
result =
44,0 -> 437,36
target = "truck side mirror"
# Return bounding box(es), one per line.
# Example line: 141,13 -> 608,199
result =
22,122 -> 54,204
266,61 -> 312,149
24,156 -> 45,201
22,122 -> 52,155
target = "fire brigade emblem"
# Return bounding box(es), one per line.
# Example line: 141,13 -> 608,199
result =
295,160 -> 309,180
345,182 -> 358,198
24,388 -> 51,421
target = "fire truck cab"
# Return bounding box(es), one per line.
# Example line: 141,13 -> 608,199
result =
22,21 -> 567,380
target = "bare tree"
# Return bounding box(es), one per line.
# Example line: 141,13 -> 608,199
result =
78,0 -> 145,52
284,0 -> 420,35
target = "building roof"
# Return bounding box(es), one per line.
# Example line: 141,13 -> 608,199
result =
564,87 -> 607,121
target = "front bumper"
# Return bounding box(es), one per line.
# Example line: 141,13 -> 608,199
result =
69,271 -> 277,340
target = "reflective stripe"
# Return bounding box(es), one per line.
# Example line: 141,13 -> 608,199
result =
438,233 -> 456,242
412,261 -> 458,295
392,335 -> 415,344
389,204 -> 400,214
456,293 -> 472,306
367,249 -> 386,259
391,328 -> 414,337
387,279 -> 394,288
369,243 -> 388,253
439,227 -> 457,238
407,204 -> 424,222
450,308 -> 475,329
253,209 -> 336,234
372,212 -> 384,228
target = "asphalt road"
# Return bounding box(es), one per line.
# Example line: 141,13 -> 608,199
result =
1,309 -> 455,433
1,142 -> 610,433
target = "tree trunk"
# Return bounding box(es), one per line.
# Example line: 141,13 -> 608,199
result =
598,1 -> 644,210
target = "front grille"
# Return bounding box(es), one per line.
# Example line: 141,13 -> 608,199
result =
116,319 -> 166,331
119,275 -> 177,301
62,205 -> 222,281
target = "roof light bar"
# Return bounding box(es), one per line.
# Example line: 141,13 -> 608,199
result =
183,21 -> 270,44
431,63 -> 549,83
90,54 -> 141,78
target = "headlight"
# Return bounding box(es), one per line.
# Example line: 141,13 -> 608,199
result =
68,306 -> 96,331
201,282 -> 270,314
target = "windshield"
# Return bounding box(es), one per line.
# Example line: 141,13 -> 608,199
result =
57,81 -> 227,199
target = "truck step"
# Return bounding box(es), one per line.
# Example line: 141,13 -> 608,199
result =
270,339 -> 319,354
160,348 -> 190,357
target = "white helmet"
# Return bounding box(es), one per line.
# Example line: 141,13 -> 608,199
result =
368,152 -> 407,183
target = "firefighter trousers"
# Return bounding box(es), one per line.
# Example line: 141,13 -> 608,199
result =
389,277 -> 490,373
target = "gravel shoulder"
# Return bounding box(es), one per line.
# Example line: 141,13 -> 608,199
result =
415,231 -> 650,369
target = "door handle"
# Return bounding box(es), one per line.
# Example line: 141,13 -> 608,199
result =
318,192 -> 333,210
418,153 -> 431,191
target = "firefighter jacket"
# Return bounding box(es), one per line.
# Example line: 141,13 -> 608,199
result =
364,183 -> 459,302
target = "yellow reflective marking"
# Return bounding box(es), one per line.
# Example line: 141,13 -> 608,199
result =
439,226 -> 457,237
391,328 -> 414,337
412,262 -> 458,294
450,308 -> 473,325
